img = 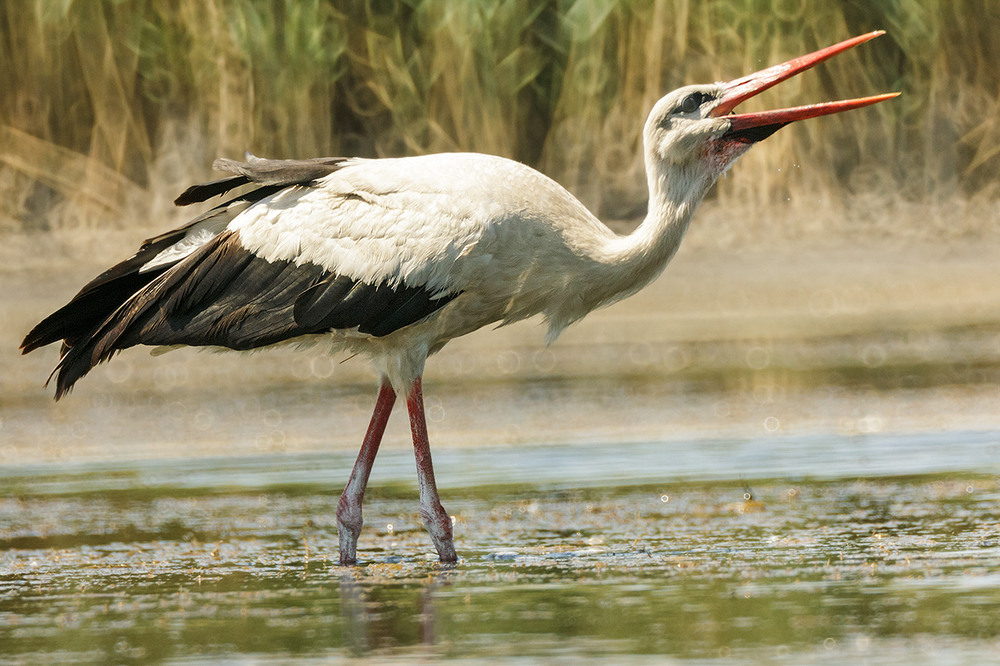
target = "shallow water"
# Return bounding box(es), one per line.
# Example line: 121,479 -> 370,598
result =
3,430 -> 1000,664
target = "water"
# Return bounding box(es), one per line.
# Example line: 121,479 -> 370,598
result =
3,428 -> 1000,663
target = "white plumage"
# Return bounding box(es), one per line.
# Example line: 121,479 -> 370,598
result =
22,32 -> 896,564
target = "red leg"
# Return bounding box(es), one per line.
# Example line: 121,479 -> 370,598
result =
406,376 -> 458,563
337,381 -> 396,565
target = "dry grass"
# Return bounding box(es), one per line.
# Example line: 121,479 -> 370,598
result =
1,0 -> 998,237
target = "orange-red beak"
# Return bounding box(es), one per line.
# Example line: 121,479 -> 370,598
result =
712,31 -> 899,143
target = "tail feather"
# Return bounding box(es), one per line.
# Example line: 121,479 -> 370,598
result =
173,153 -> 347,206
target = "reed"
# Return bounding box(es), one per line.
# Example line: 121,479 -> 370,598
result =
1,0 -> 997,237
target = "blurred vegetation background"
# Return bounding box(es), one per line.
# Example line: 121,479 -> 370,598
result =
1,0 -> 999,464
2,0 -> 998,241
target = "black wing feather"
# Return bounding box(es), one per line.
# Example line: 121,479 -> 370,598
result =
291,277 -> 457,337
293,276 -> 357,329
48,231 -> 459,398
366,289 -> 440,337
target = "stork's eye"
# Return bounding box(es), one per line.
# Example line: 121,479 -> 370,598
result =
679,92 -> 706,115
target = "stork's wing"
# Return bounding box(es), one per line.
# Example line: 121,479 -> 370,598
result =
44,229 -> 458,398
22,154 -> 470,398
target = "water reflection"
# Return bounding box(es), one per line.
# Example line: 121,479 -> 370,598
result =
337,567 -> 454,656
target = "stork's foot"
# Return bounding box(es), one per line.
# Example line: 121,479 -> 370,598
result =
337,536 -> 359,566
421,501 -> 457,563
336,496 -> 363,565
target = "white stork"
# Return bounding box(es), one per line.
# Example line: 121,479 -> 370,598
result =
22,32 -> 896,564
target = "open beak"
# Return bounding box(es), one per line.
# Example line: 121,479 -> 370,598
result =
711,31 -> 900,143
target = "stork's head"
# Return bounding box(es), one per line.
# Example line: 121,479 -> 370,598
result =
643,31 -> 898,195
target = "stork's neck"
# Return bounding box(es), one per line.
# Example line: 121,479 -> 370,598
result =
540,156 -> 719,342
597,161 -> 714,300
